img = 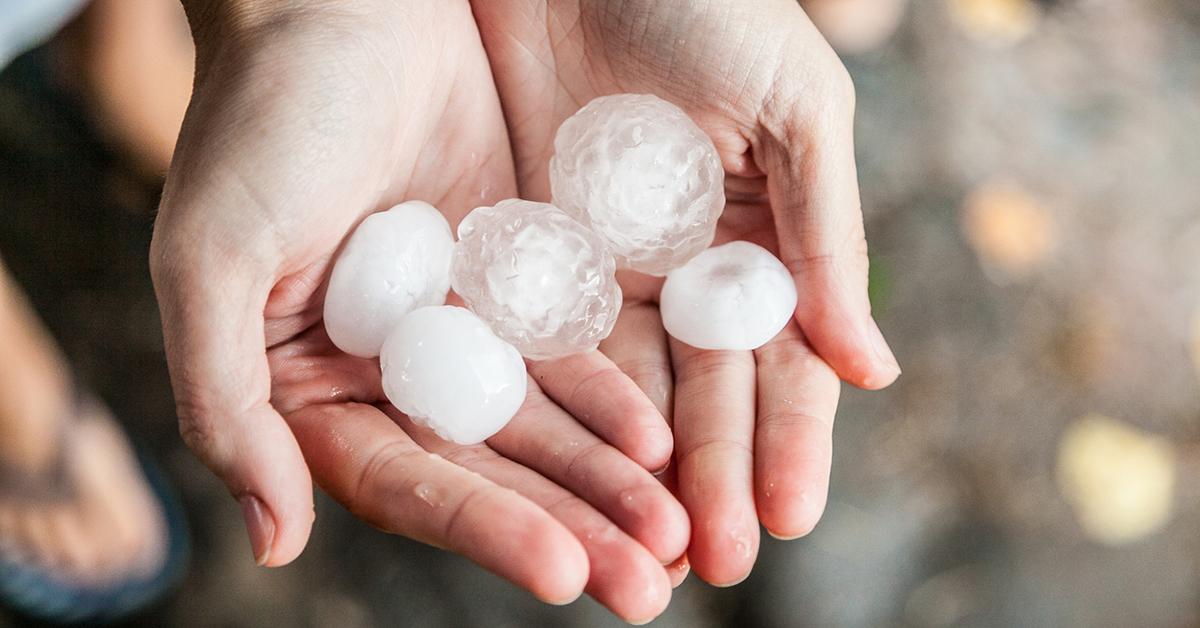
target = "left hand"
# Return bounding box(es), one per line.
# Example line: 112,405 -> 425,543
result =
473,0 -> 901,586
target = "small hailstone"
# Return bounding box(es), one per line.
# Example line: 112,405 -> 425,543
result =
323,201 -> 453,358
451,199 -> 622,360
380,306 -> 527,444
550,93 -> 726,276
660,241 -> 797,351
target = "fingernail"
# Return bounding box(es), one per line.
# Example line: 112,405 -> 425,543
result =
711,571 -> 752,588
867,318 -> 901,377
239,494 -> 274,566
546,590 -> 583,606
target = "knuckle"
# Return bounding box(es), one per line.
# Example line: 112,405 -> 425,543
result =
755,334 -> 815,368
353,440 -> 422,509
175,404 -> 221,461
564,441 -> 610,482
675,351 -> 749,382
616,357 -> 672,394
442,485 -> 491,542
439,444 -> 498,469
568,367 -> 620,406
676,437 -> 752,470
758,409 -> 833,434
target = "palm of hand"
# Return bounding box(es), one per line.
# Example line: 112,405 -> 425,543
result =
472,0 -> 898,586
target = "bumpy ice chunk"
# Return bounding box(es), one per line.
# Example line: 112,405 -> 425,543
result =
324,201 -> 453,358
380,306 -> 527,444
660,241 -> 797,351
452,199 -> 622,360
550,93 -> 725,276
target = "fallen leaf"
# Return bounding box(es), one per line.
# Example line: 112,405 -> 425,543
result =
946,0 -> 1039,47
961,180 -> 1056,280
1056,414 -> 1176,545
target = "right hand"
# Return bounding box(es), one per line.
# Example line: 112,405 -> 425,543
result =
152,1 -> 686,620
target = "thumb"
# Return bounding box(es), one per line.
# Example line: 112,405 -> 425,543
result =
150,236 -> 314,567
755,59 -> 900,390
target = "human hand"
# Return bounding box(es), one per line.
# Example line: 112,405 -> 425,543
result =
151,1 -> 686,620
473,0 -> 901,586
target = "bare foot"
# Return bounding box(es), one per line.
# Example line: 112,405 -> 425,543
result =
0,269 -> 167,586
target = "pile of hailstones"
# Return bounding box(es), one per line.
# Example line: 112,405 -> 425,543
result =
324,94 -> 797,445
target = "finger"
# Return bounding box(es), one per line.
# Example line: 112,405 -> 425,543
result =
754,42 -> 900,390
287,402 -> 588,605
392,409 -> 673,624
529,348 -> 672,473
753,323 -> 840,538
149,255 -> 313,567
597,300 -> 675,424
666,554 -> 690,588
487,381 -> 689,564
670,340 -> 759,586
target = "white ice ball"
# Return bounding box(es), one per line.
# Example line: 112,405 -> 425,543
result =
660,241 -> 798,351
323,201 -> 454,358
380,306 -> 527,445
550,93 -> 726,276
452,199 -> 622,361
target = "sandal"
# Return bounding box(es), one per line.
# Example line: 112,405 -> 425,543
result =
0,393 -> 189,625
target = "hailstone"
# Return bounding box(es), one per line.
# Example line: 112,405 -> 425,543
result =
451,199 -> 622,360
380,306 -> 527,444
660,241 -> 798,351
549,93 -> 726,276
323,201 -> 453,358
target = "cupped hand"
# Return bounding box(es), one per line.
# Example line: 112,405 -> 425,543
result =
151,1 -> 685,620
473,0 -> 902,586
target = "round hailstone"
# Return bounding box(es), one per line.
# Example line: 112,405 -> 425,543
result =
549,93 -> 725,276
451,199 -> 622,360
380,306 -> 527,444
323,201 -> 453,358
660,241 -> 798,351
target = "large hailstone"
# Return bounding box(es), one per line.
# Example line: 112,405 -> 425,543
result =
549,93 -> 726,276
380,306 -> 527,444
323,201 -> 453,358
660,241 -> 798,351
451,199 -> 622,360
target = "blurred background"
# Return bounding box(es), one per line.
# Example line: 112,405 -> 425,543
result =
0,0 -> 1197,625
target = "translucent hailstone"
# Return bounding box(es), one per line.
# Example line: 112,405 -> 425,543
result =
380,306 -> 527,444
549,93 -> 726,276
323,201 -> 454,358
660,241 -> 798,351
451,199 -> 622,360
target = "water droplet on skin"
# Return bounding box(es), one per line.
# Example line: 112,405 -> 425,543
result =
765,482 -> 775,498
413,482 -> 443,508
730,529 -> 752,558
